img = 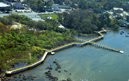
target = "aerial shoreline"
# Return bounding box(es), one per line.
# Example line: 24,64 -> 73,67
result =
4,29 -> 123,76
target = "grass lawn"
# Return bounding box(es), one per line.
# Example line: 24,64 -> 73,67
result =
39,14 -> 58,20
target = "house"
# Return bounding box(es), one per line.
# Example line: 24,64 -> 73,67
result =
123,11 -> 129,16
105,11 -> 113,15
113,7 -> 123,13
46,8 -> 53,12
20,0 -> 24,2
52,4 -> 72,12
0,2 -> 11,12
44,0 -> 53,1
58,5 -> 72,12
13,2 -> 24,9
113,7 -> 123,11
52,4 -> 61,12
58,24 -> 65,29
8,0 -> 24,2
0,2 -> 10,8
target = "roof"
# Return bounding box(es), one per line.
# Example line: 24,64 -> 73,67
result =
0,2 -> 10,7
20,0 -> 24,2
113,7 -> 123,11
58,24 -> 65,29
44,0 -> 53,1
52,4 -> 72,10
58,5 -> 72,9
105,11 -> 113,15
13,3 -> 24,8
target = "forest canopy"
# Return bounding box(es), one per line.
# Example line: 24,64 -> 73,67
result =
58,10 -> 120,34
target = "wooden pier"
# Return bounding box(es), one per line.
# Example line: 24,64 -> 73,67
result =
90,42 -> 123,53
5,29 -> 124,76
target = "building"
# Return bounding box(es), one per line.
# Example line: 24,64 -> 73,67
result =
0,2 -> 11,12
58,5 -> 72,12
8,0 -> 24,2
13,2 -> 24,9
113,7 -> 124,13
113,7 -> 123,11
52,4 -> 72,13
44,0 -> 53,2
0,2 -> 10,7
105,11 -> 113,15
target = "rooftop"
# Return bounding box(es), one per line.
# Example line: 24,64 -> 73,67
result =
52,4 -> 72,9
0,2 -> 10,7
113,7 -> 123,11
13,2 -> 24,9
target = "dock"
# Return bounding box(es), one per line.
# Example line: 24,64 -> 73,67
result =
5,29 -> 124,76
90,42 -> 123,53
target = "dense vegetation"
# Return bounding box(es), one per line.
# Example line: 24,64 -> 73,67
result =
0,17 -> 75,70
58,10 -> 120,34
0,17 -> 13,25
70,0 -> 129,12
0,0 -> 128,71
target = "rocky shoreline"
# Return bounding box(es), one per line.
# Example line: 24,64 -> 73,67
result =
0,74 -> 37,81
45,59 -> 72,81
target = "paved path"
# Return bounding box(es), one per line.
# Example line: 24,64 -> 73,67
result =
0,14 -> 9,17
0,12 -> 44,21
18,12 -> 43,21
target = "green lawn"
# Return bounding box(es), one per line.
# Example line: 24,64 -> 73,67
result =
39,14 -> 58,20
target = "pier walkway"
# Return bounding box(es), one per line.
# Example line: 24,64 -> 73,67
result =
90,42 -> 123,53
5,29 -> 124,75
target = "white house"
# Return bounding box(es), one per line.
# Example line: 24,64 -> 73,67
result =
0,2 -> 10,8
113,7 -> 123,11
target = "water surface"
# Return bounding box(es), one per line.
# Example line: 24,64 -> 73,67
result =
10,29 -> 129,81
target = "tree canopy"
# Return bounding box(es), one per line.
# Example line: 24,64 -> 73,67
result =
58,10 -> 120,34
0,17 -> 75,70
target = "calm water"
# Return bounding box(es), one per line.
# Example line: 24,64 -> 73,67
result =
10,29 -> 129,81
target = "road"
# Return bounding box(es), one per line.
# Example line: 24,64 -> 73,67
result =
0,11 -> 52,21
